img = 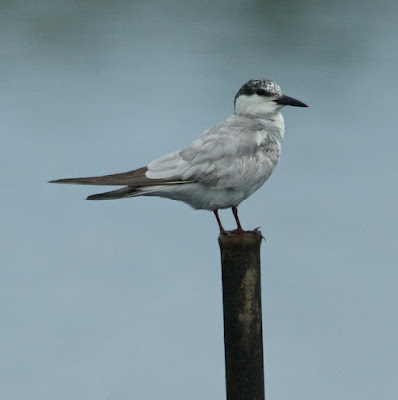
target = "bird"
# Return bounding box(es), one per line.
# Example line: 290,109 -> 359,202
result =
49,78 -> 308,235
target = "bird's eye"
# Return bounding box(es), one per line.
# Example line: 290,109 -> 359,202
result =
256,89 -> 267,96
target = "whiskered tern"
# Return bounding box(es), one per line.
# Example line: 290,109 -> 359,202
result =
50,78 -> 308,234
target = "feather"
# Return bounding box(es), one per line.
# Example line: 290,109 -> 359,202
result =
49,167 -> 192,187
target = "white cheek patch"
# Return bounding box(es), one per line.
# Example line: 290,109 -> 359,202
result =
235,94 -> 276,117
235,94 -> 254,111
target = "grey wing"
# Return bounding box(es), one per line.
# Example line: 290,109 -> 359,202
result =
147,115 -> 276,189
50,115 -> 275,194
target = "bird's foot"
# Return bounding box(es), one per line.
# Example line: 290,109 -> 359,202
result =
219,226 -> 245,236
220,227 -> 265,241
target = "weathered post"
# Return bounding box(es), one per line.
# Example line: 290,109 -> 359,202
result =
218,231 -> 264,400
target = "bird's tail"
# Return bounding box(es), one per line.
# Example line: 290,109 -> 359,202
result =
86,185 -> 170,200
86,186 -> 138,200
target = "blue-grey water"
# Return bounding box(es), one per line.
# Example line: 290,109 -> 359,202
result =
1,1 -> 397,399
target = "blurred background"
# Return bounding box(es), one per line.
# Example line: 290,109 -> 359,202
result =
1,0 -> 397,399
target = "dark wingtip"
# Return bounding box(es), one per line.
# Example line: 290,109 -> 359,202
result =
48,179 -> 72,184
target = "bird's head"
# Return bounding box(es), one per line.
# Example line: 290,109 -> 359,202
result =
234,78 -> 308,119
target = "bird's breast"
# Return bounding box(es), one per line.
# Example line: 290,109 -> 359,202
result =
262,143 -> 281,165
254,129 -> 282,166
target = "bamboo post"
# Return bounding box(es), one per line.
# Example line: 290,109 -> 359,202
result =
218,231 -> 264,400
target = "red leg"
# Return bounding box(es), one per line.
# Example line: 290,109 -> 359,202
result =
232,207 -> 244,233
213,210 -> 226,235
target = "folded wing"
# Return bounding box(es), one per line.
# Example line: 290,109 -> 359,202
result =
50,115 -> 273,197
49,166 -> 192,186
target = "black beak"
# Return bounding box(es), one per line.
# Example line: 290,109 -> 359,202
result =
275,95 -> 308,107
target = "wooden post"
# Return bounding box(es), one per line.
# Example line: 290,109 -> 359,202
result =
218,231 -> 264,400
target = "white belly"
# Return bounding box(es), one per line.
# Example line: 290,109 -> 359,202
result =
140,179 -> 268,210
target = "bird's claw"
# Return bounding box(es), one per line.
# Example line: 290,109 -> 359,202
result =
219,227 -> 266,241
251,227 -> 266,241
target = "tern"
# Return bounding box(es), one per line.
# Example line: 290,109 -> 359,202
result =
50,78 -> 308,234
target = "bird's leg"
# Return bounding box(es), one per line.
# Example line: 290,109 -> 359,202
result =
213,210 -> 226,235
232,206 -> 244,233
